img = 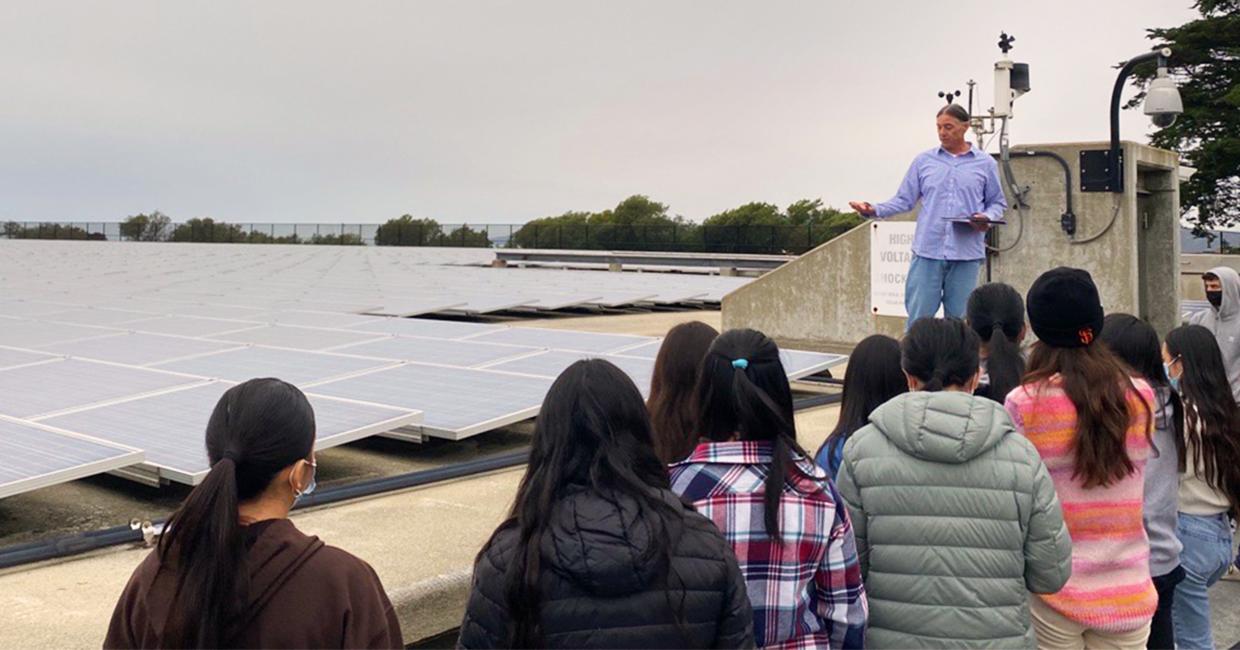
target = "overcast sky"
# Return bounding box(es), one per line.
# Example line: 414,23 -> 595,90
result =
0,1 -> 1198,225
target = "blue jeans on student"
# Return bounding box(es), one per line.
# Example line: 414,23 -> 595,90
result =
1173,512 -> 1234,649
905,255 -> 983,329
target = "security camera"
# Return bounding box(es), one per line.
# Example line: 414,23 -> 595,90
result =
1143,55 -> 1182,128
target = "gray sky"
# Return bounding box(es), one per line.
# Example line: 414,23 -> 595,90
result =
0,1 -> 1198,225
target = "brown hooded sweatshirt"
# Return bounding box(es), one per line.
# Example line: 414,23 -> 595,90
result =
104,518 -> 403,649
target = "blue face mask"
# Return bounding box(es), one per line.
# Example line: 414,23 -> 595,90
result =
1164,362 -> 1181,393
292,459 -> 317,507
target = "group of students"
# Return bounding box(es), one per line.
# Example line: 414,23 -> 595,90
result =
100,265 -> 1239,649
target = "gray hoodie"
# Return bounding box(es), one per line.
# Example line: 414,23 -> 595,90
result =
836,391 -> 1072,649
1189,265 -> 1240,402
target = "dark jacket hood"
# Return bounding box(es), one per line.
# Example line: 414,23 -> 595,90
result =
540,486 -> 683,598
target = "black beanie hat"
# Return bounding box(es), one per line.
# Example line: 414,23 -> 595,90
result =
1026,267 -> 1105,348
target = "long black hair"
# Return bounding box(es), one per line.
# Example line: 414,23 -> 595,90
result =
157,378 -> 316,648
1100,313 -> 1182,457
695,328 -> 812,542
966,283 -> 1026,402
902,318 -> 980,391
495,359 -> 684,647
816,335 -> 905,467
1165,325 -> 1240,517
648,321 -> 719,464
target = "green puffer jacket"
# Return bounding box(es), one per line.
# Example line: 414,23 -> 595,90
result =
835,391 -> 1072,649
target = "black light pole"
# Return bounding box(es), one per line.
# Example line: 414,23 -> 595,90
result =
1081,47 -> 1175,193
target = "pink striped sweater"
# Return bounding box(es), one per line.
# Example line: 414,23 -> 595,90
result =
1005,376 -> 1157,633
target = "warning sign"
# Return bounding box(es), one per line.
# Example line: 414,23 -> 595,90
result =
870,221 -> 918,317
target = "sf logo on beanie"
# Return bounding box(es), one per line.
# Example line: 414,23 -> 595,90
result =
1078,327 -> 1095,345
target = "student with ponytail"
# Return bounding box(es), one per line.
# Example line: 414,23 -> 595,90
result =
835,318 -> 1070,647
966,282 -> 1027,402
669,329 -> 867,649
1162,324 -> 1240,650
1005,268 -> 1157,649
105,378 -> 402,649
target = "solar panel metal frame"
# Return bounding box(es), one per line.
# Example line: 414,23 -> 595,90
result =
40,332 -> 244,367
0,415 -> 145,499
346,317 -> 505,340
38,381 -> 423,485
780,350 -> 849,380
152,345 -> 403,386
207,324 -> 388,351
330,336 -> 543,368
305,362 -> 553,440
0,358 -> 207,419
465,327 -> 656,354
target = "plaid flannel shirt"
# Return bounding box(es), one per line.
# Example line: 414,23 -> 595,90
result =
670,440 -> 867,650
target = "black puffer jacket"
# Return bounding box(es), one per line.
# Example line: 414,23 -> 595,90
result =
457,486 -> 754,649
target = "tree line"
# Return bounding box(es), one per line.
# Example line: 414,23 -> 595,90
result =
2,197 -> 865,254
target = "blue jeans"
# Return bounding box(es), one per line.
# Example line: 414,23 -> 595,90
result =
905,255 -> 982,329
1172,512 -> 1234,649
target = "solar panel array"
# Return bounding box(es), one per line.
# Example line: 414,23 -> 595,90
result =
0,240 -> 845,498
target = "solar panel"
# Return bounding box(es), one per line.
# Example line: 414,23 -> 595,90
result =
154,346 -> 399,386
331,336 -> 540,368
40,382 -> 422,485
126,316 -> 264,338
0,417 -> 144,499
308,364 -> 554,439
0,358 -> 203,419
0,317 -> 119,347
249,310 -> 383,329
780,350 -> 848,379
0,346 -> 57,370
41,332 -> 242,366
364,299 -> 469,318
611,339 -> 662,360
0,300 -> 74,318
41,307 -> 157,327
484,351 -> 656,396
209,324 -> 386,351
347,317 -> 504,340
468,327 -> 654,353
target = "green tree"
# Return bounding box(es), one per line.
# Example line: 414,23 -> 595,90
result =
443,225 -> 492,247
590,195 -> 688,250
309,232 -> 364,245
1128,0 -> 1239,229
170,218 -> 248,243
510,211 -> 594,249
785,199 -> 865,248
120,211 -> 173,241
374,215 -> 443,246
702,202 -> 786,253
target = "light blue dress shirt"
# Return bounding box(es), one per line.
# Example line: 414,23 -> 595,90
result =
874,145 -> 1008,261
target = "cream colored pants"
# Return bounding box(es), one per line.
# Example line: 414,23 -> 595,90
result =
1029,596 -> 1151,650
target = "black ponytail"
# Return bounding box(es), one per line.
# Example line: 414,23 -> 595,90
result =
158,378 -> 315,648
695,329 -> 812,542
966,283 -> 1026,402
903,318 -> 981,392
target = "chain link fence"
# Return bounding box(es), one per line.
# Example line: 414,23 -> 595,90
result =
1,220 -> 861,254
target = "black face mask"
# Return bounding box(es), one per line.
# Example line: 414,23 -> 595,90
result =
1207,290 -> 1224,308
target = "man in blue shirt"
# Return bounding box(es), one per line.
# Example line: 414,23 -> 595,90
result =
850,104 -> 1008,326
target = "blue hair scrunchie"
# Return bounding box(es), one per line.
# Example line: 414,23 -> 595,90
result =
731,358 -> 749,370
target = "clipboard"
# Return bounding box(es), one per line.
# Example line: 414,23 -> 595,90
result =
946,214 -> 1007,225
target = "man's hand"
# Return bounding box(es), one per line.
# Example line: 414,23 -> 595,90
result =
969,213 -> 991,232
849,201 -> 876,217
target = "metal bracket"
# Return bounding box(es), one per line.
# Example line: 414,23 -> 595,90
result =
1080,148 -> 1122,192
130,519 -> 163,547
